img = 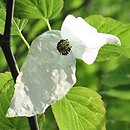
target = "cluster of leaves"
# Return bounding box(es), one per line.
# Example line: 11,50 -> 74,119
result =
0,0 -> 130,130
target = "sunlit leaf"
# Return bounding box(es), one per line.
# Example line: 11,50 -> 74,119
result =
52,87 -> 105,130
14,0 -> 64,20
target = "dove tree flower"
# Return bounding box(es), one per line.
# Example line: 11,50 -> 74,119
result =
7,15 -> 120,117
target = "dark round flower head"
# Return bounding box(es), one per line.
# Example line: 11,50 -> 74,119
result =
57,39 -> 72,55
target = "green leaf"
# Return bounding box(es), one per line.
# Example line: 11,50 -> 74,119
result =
0,72 -> 30,130
105,97 -> 130,122
0,8 -> 28,35
0,72 -> 12,91
52,87 -> 105,130
102,61 -> 130,100
14,0 -> 64,20
103,61 -> 130,87
0,8 -> 5,34
85,15 -> 130,61
105,88 -> 130,100
42,107 -> 58,130
37,114 -> 45,130
0,0 -> 5,9
107,121 -> 130,130
12,18 -> 28,35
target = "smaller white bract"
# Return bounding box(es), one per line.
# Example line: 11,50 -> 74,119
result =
7,15 -> 120,117
61,15 -> 120,64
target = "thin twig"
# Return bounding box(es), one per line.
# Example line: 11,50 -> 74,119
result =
0,0 -> 39,130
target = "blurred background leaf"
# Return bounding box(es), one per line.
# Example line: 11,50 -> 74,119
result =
107,121 -> 130,130
103,61 -> 130,87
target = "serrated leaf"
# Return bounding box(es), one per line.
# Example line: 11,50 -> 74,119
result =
85,15 -> 130,61
14,0 -> 63,20
52,87 -> 105,130
0,8 -> 28,35
0,72 -> 30,130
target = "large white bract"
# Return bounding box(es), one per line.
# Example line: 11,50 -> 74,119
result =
61,15 -> 120,64
7,15 -> 120,117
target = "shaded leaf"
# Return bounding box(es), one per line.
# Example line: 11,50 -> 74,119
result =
42,107 -> 58,130
0,72 -> 12,91
107,121 -> 130,130
103,61 -> 130,87
0,72 -> 30,130
0,0 -> 5,9
0,8 -> 28,35
37,114 -> 45,130
14,0 -> 64,20
105,88 -> 130,100
0,8 -> 5,34
105,96 -> 130,122
12,18 -> 28,35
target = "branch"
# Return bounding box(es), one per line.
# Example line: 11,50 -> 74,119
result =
0,0 -> 39,130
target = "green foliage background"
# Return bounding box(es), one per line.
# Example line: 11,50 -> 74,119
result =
0,0 -> 130,130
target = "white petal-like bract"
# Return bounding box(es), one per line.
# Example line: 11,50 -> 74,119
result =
99,33 -> 121,45
61,15 -> 121,64
7,31 -> 76,117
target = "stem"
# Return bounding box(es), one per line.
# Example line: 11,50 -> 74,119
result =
19,31 -> 30,49
13,20 -> 30,49
1,43 -> 19,81
44,19 -> 52,31
3,0 -> 14,40
0,0 -> 39,130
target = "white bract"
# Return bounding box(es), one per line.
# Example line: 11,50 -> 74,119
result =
61,15 -> 120,64
7,15 -> 120,117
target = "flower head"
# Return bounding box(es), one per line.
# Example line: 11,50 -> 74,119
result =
7,15 -> 120,117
